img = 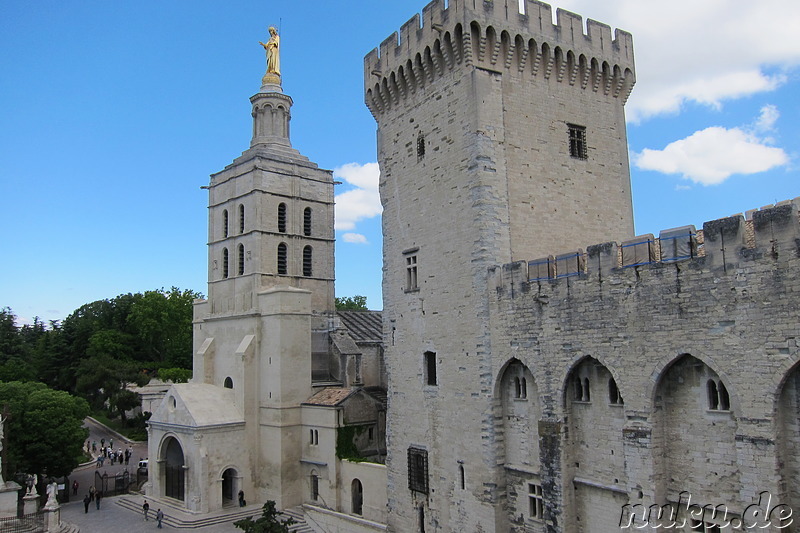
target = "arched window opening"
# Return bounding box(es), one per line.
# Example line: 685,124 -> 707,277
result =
238,244 -> 245,276
239,204 -> 245,233
351,479 -> 363,515
303,207 -> 312,237
224,377 -> 233,389
574,376 -> 583,401
223,210 -> 229,238
222,248 -> 229,279
278,203 -> 287,233
609,378 -> 623,405
303,246 -> 313,277
719,381 -> 730,410
707,379 -> 719,410
277,243 -> 287,275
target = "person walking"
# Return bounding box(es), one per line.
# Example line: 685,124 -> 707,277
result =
143,500 -> 150,521
156,508 -> 164,528
83,494 -> 90,514
95,491 -> 102,510
72,480 -> 79,495
89,485 -> 96,502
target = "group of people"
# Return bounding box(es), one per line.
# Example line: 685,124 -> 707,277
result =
90,441 -> 133,468
81,486 -> 102,512
142,500 -> 164,528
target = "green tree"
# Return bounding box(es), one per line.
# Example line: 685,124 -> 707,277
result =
158,367 -> 192,384
0,308 -> 22,360
335,295 -> 368,311
127,288 -> 200,368
0,381 -> 89,479
233,501 -> 295,533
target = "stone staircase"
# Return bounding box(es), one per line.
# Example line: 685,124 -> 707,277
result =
114,497 -> 312,530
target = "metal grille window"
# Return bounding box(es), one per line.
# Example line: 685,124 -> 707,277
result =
278,203 -> 287,233
277,243 -> 287,275
304,207 -> 312,236
223,210 -> 229,238
222,248 -> 229,279
568,124 -> 587,160
239,204 -> 245,233
408,447 -> 429,494
238,244 -> 245,275
303,245 -> 313,277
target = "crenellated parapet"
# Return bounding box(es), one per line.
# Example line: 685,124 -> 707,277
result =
490,198 -> 800,293
364,0 -> 636,117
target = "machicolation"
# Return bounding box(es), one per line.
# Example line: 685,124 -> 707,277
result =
364,0 -> 635,117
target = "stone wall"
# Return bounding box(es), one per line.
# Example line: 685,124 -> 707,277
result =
487,202 -> 800,530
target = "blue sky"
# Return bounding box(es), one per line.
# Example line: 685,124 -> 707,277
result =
1,0 -> 798,325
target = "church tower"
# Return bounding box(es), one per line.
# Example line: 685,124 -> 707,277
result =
365,1 -> 635,531
187,34 -> 335,509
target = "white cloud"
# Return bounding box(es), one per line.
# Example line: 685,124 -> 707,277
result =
754,105 -> 780,133
334,162 -> 382,231
542,0 -> 800,121
342,233 -> 369,244
633,125 -> 789,186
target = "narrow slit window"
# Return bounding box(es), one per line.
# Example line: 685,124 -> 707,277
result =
424,351 -> 437,386
239,204 -> 245,233
303,246 -> 313,277
222,248 -> 229,279
278,203 -> 287,233
277,243 -> 287,275
223,210 -> 229,238
417,133 -> 426,160
304,207 -> 312,236
238,244 -> 245,275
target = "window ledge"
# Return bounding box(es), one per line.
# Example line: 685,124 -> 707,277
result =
404,288 -> 420,294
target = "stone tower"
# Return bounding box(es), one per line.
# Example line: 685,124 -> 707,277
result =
364,0 -> 635,531
188,69 -> 336,509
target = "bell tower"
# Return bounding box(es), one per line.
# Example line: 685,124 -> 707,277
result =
204,62 -> 335,317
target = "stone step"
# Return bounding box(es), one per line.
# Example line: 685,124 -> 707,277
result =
113,497 -> 313,531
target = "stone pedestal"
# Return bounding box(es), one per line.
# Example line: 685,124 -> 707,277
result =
22,492 -> 39,515
44,506 -> 60,532
0,481 -> 21,518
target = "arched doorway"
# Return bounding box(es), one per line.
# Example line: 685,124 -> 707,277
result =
163,437 -> 185,501
222,468 -> 237,505
351,478 -> 363,515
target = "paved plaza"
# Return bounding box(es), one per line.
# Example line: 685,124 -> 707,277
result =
60,497 -> 241,532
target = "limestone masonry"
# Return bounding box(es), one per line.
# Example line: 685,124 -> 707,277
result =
368,0 -> 800,532
144,0 -> 799,532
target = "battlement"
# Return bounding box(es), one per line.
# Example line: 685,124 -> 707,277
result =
364,0 -> 635,117
490,199 -> 800,293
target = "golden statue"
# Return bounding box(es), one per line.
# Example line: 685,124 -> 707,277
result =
259,27 -> 281,77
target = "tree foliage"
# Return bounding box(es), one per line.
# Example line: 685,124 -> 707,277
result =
233,501 -> 295,533
335,295 -> 368,311
1,287 -> 201,425
158,367 -> 193,384
0,381 -> 89,478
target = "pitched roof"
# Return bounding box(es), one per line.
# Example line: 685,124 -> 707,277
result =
303,387 -> 356,407
337,310 -> 383,342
